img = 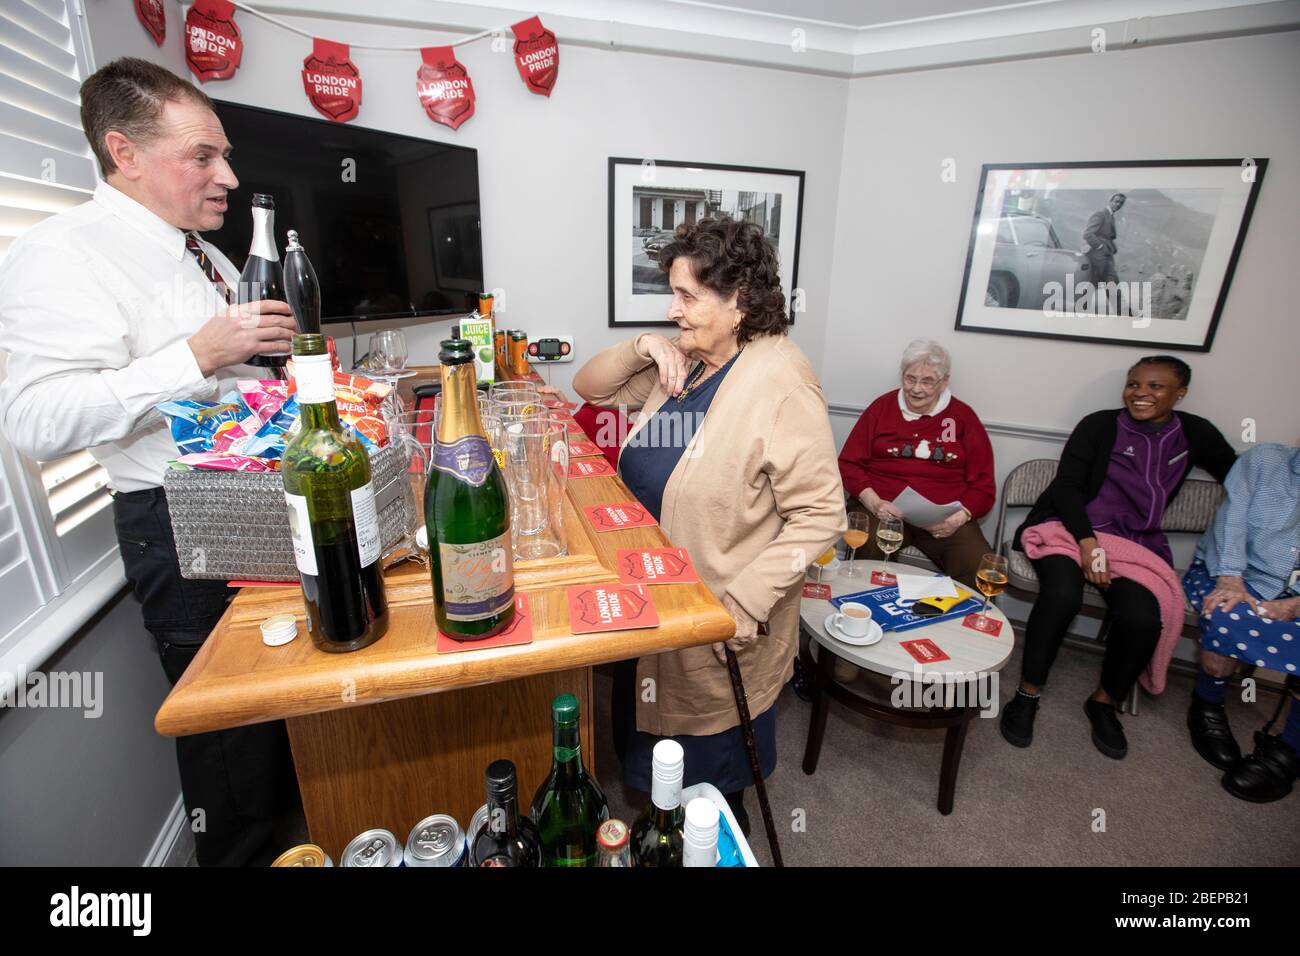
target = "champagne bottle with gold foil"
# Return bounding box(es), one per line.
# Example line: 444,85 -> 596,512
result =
425,338 -> 515,639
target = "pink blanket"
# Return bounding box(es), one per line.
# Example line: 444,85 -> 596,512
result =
1021,521 -> 1184,695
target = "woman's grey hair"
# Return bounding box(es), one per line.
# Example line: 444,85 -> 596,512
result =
899,339 -> 951,380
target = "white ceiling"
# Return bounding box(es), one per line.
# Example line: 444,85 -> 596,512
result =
662,0 -> 1060,30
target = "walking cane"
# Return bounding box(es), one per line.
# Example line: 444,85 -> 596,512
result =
724,636 -> 784,867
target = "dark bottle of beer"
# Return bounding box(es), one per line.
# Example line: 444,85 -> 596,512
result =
238,193 -> 287,367
470,760 -> 541,867
281,334 -> 388,652
424,338 -> 515,640
283,229 -> 321,336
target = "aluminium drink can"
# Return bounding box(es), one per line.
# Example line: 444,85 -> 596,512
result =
508,330 -> 529,376
340,828 -> 404,867
404,813 -> 466,867
272,844 -> 333,867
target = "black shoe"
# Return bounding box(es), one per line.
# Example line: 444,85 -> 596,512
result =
724,790 -> 752,838
1187,694 -> 1241,771
790,656 -> 815,704
1084,699 -> 1128,759
1000,692 -> 1039,748
1221,733 -> 1299,803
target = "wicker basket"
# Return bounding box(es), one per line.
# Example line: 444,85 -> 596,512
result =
163,445 -> 414,581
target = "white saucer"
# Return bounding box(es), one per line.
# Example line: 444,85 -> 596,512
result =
824,612 -> 884,647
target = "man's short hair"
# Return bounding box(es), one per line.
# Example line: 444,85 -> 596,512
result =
1110,192 -> 1127,203
79,58 -> 215,176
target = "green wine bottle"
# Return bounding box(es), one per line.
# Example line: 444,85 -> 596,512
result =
425,338 -> 515,639
281,333 -> 388,652
631,739 -> 685,866
530,694 -> 609,866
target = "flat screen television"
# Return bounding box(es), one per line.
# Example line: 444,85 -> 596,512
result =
207,100 -> 484,324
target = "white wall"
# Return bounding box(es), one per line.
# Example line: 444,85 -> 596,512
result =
82,1 -> 849,394
823,31 -> 1300,459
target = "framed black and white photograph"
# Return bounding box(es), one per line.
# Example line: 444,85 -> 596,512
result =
954,159 -> 1267,352
608,157 -> 804,327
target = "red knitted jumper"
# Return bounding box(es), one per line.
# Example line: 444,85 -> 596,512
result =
837,390 -> 996,518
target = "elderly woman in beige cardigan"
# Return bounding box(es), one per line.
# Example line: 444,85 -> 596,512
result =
574,216 -> 845,833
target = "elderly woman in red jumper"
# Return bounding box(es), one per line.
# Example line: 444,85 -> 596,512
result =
837,338 -> 996,589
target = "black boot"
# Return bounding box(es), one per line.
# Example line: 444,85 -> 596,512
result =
1000,691 -> 1039,748
1221,733 -> 1299,803
723,790 -> 752,838
1187,694 -> 1241,771
790,656 -> 815,704
1084,699 -> 1127,759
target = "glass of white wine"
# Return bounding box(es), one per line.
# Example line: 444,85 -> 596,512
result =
975,552 -> 1009,627
875,514 -> 904,571
842,512 -> 870,578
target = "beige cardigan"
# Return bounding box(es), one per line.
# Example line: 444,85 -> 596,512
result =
574,332 -> 846,736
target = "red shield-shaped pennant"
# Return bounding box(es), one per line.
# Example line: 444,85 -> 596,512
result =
301,39 -> 362,122
511,16 -> 558,97
185,0 -> 242,82
134,0 -> 166,46
416,47 -> 475,131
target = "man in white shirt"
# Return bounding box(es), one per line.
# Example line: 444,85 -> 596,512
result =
0,59 -> 299,866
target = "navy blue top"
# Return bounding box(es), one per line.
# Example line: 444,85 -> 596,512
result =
618,352 -> 739,522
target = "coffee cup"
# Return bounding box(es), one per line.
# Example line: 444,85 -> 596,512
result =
832,602 -> 872,637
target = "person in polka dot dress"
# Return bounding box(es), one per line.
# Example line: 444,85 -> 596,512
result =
1183,443 -> 1300,803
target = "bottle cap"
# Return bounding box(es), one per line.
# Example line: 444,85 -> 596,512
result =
650,739 -> 685,807
285,229 -> 302,251
551,693 -> 579,724
261,613 -> 298,647
485,759 -> 517,798
684,797 -> 720,840
251,193 -> 275,208
439,338 -> 474,365
597,819 -> 628,851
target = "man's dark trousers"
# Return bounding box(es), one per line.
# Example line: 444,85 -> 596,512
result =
113,487 -> 299,866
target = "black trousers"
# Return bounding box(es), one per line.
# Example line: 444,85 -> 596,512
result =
1021,553 -> 1161,701
114,488 -> 299,866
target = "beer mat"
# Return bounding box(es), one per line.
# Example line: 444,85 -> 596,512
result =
962,613 -> 1003,636
583,502 -> 658,532
870,570 -> 897,586
802,582 -> 832,600
616,547 -> 699,585
544,400 -> 580,412
228,579 -> 298,587
567,438 -> 602,458
566,584 -> 660,634
569,457 -> 616,479
899,638 -> 950,664
436,593 -> 533,653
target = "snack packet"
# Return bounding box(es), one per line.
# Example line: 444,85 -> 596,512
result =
175,453 -> 280,473
158,393 -> 259,455
241,396 -> 300,460
332,372 -> 391,449
236,379 -> 292,423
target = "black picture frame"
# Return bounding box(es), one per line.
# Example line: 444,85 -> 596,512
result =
953,159 -> 1267,352
607,157 -> 805,328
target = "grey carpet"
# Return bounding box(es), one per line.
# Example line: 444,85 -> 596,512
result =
592,636 -> 1300,867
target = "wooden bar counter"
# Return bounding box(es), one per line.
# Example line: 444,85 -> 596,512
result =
155,380 -> 734,859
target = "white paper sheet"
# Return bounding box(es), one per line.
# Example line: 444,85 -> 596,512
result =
895,574 -> 960,602
890,486 -> 963,529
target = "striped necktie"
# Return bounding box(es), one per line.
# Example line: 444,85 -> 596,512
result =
185,232 -> 232,304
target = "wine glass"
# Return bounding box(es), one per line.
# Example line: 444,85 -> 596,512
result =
812,547 -> 836,586
975,552 -> 1009,628
373,329 -> 408,375
874,514 -> 904,571
842,512 -> 870,578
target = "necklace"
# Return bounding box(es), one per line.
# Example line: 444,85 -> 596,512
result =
674,347 -> 743,403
